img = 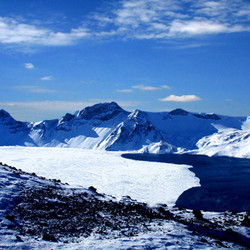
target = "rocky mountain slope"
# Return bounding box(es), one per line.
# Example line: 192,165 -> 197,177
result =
0,102 -> 249,157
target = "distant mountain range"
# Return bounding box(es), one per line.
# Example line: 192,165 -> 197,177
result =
0,102 -> 249,158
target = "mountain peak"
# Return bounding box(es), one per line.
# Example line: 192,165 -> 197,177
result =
61,113 -> 75,122
169,108 -> 189,116
77,102 -> 125,121
0,109 -> 19,125
0,109 -> 12,120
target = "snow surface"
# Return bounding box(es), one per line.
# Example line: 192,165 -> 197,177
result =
191,128 -> 250,158
0,147 -> 200,207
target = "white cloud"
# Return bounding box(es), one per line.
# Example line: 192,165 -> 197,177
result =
95,0 -> 250,39
25,63 -> 34,69
236,9 -> 250,18
132,84 -> 160,91
0,17 -> 90,46
168,20 -> 245,37
160,94 -> 202,102
193,1 -> 227,17
12,85 -> 55,93
0,0 -> 250,48
172,42 -> 210,49
161,85 -> 171,90
116,89 -> 134,93
41,76 -> 53,81
92,14 -> 113,26
132,84 -> 171,91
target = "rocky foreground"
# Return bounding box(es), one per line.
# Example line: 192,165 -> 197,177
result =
1,163 -> 250,249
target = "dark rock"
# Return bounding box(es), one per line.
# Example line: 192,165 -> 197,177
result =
169,109 -> 189,116
16,235 -> 23,242
214,240 -> 226,247
5,214 -> 15,221
42,233 -> 57,242
88,186 -> 97,192
77,102 -> 125,121
231,210 -> 237,215
52,179 -> 61,183
0,109 -> 12,119
158,207 -> 166,213
193,113 -> 221,120
61,113 -> 75,122
193,209 -> 203,220
241,216 -> 250,227
201,238 -> 208,243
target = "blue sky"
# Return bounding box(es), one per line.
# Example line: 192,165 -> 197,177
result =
0,0 -> 249,121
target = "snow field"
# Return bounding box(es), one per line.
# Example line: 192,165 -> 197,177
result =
0,147 -> 200,207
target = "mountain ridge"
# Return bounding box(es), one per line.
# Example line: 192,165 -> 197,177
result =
0,102 -> 249,158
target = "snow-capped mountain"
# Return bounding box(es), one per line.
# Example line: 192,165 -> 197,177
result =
0,109 -> 33,146
0,102 -> 249,157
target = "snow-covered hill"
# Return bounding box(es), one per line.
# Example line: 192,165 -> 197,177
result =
191,128 -> 250,158
0,102 -> 249,158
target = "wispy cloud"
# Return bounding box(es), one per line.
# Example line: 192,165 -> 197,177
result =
132,84 -> 160,91
0,101 -> 98,121
168,19 -> 246,37
25,63 -> 34,69
161,85 -> 171,90
116,89 -> 134,93
172,42 -> 210,49
97,0 -> 250,39
0,17 -> 90,46
0,101 -> 94,112
160,94 -> 201,102
12,85 -> 55,93
0,100 -> 142,113
41,76 -> 53,81
132,84 -> 171,91
0,0 -> 249,48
